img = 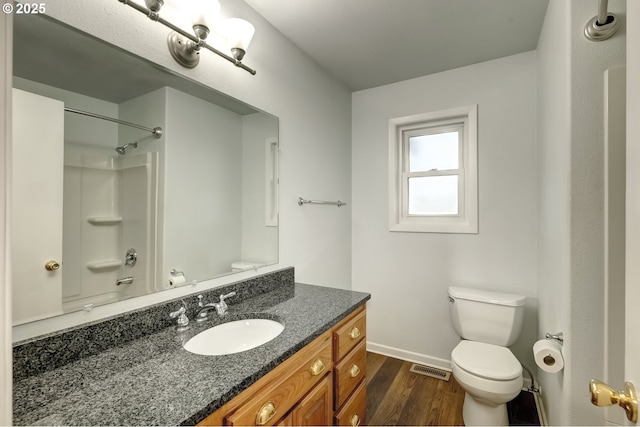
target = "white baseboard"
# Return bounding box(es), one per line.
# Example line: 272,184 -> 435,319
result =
366,341 -> 452,372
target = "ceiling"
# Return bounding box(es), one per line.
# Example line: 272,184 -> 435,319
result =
244,0 -> 549,91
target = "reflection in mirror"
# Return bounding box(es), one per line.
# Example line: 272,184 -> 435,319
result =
11,14 -> 279,325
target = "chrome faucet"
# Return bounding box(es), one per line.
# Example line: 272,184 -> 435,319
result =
195,291 -> 237,321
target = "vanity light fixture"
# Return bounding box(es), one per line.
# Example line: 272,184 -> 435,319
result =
117,0 -> 257,74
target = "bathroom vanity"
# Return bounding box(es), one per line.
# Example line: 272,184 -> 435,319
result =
198,305 -> 367,426
12,268 -> 370,426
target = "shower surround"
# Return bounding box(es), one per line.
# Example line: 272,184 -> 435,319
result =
61,148 -> 158,312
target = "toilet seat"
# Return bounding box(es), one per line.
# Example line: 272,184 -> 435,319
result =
451,340 -> 521,381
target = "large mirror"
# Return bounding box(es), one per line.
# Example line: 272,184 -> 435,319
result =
11,14 -> 279,325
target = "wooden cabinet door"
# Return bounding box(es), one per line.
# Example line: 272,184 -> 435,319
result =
222,332 -> 332,426
275,413 -> 293,426
292,375 -> 332,426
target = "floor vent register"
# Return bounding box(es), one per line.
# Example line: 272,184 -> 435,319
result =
409,363 -> 451,381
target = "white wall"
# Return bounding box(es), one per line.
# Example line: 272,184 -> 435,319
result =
535,2 -> 572,423
352,51 -> 538,370
164,87 -> 243,280
0,12 -> 12,424
12,0 -> 352,340
241,112 -> 279,265
536,0 -> 626,425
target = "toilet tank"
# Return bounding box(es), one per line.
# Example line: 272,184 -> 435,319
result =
448,286 -> 526,346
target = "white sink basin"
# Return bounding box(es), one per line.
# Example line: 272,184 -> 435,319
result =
183,318 -> 284,356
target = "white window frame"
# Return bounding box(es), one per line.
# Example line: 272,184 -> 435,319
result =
388,105 -> 478,233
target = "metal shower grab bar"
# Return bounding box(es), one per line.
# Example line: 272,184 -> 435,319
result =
298,197 -> 347,207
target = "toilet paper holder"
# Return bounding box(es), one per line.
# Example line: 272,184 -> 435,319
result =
170,269 -> 184,277
545,331 -> 564,344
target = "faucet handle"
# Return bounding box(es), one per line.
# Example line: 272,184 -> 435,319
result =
215,291 -> 236,315
197,294 -> 204,307
169,300 -> 189,330
169,305 -> 185,318
220,291 -> 236,302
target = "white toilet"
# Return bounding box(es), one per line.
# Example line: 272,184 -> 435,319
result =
448,286 -> 526,426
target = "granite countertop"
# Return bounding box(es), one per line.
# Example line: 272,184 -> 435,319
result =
13,283 -> 370,426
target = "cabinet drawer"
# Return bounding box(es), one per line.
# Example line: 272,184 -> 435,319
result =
334,340 -> 366,409
333,307 -> 366,361
225,332 -> 333,426
334,380 -> 366,426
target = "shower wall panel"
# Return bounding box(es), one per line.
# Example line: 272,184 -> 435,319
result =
62,151 -> 158,311
118,152 -> 159,298
63,153 -> 124,312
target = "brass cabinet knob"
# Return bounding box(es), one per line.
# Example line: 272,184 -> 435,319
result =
45,260 -> 60,271
349,326 -> 360,339
349,364 -> 361,378
256,401 -> 277,425
590,379 -> 638,423
350,414 -> 361,427
310,358 -> 326,376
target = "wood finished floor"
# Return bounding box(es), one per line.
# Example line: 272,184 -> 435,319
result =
366,352 -> 465,426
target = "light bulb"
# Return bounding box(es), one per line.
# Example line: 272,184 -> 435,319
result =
189,0 -> 221,29
223,18 -> 255,53
161,0 -> 192,32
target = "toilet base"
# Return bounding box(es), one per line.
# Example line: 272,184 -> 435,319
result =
462,393 -> 509,426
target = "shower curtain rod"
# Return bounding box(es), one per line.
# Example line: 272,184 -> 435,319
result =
64,107 -> 163,138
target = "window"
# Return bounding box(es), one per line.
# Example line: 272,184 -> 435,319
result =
388,105 -> 478,233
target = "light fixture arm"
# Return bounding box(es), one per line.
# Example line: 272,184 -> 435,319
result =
117,0 -> 256,75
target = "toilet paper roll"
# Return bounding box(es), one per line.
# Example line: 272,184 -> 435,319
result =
168,274 -> 186,288
533,339 -> 564,373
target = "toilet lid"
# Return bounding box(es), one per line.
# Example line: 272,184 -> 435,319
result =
451,341 -> 522,381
